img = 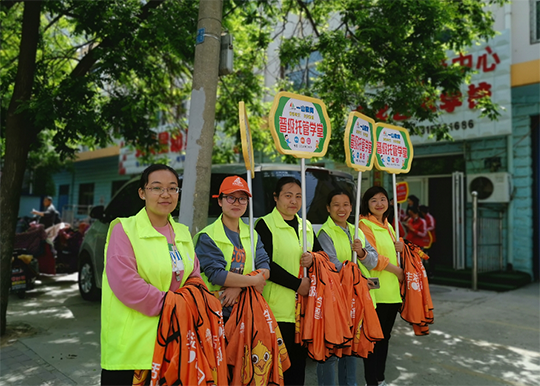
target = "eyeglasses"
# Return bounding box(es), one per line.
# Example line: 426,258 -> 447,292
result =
222,195 -> 248,205
146,186 -> 181,195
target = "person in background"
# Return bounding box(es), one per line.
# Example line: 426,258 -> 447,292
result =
419,205 -> 436,277
255,176 -> 322,386
359,186 -> 404,386
316,189 -> 379,386
195,176 -> 270,322
405,206 -> 428,249
101,164 -> 200,386
32,196 -> 61,228
388,198 -> 406,239
401,194 -> 420,223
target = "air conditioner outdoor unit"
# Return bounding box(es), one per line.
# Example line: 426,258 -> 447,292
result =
467,172 -> 512,203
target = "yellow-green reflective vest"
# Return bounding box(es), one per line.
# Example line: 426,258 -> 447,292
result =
256,207 -> 313,323
101,208 -> 195,370
359,218 -> 402,304
194,214 -> 256,292
318,217 -> 376,305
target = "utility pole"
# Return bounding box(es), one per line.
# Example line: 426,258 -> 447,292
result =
179,0 -> 223,235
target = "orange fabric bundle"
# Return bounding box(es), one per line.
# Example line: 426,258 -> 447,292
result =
339,261 -> 384,358
400,240 -> 434,336
295,252 -> 354,362
151,276 -> 228,386
225,271 -> 291,386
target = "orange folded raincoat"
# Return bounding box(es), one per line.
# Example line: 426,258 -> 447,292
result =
151,276 -> 228,386
225,271 -> 291,386
339,261 -> 384,358
295,251 -> 353,362
400,240 -> 434,336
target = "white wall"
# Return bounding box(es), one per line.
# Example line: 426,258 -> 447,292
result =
491,0 -> 540,64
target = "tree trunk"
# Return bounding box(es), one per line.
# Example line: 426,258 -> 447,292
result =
1,0 -> 41,336
179,0 -> 223,235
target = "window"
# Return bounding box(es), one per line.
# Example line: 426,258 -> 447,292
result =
285,51 -> 322,90
532,0 -> 540,44
78,183 -> 94,214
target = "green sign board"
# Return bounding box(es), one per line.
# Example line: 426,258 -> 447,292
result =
344,112 -> 376,172
374,123 -> 414,174
268,91 -> 331,158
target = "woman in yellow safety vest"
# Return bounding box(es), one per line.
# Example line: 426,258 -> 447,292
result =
101,164 -> 199,386
359,186 -> 404,386
316,188 -> 379,386
195,175 -> 270,322
255,176 -> 321,386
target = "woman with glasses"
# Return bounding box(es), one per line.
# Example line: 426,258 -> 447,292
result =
101,164 -> 200,386
195,176 -> 270,322
255,176 -> 322,386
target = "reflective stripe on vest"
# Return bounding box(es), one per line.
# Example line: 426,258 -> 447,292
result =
101,208 -> 195,370
194,214 -> 256,292
256,207 -> 313,323
359,218 -> 402,304
318,217 -> 376,306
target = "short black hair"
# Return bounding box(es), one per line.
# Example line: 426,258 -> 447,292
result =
326,188 -> 353,206
360,186 -> 390,221
139,164 -> 180,190
273,176 -> 301,197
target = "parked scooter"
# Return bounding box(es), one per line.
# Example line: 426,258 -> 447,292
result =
11,249 -> 39,299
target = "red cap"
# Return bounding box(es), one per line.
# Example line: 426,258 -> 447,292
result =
214,176 -> 251,198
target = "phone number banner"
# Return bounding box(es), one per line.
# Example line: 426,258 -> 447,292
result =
374,123 -> 414,174
344,112 -> 376,172
269,91 -> 331,158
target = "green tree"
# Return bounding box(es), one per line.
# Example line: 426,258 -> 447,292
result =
276,0 -> 506,162
0,0 -> 278,335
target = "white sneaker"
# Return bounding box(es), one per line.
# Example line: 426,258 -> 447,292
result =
378,381 -> 388,386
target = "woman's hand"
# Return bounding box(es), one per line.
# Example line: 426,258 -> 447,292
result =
301,252 -> 313,268
352,239 -> 366,259
394,241 -> 404,253
385,264 -> 404,283
297,276 -> 311,296
251,271 -> 267,294
220,287 -> 242,307
366,278 -> 377,290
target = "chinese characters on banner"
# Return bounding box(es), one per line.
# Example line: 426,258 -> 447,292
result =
410,29 -> 510,144
374,123 -> 414,174
344,112 -> 376,172
269,91 -> 331,158
119,125 -> 187,175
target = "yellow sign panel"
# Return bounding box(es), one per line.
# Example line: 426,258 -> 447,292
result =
239,101 -> 255,175
268,91 -> 331,159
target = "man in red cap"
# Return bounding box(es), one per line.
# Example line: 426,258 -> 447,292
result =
194,175 -> 270,321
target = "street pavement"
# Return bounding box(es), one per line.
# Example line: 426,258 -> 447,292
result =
1,273 -> 539,386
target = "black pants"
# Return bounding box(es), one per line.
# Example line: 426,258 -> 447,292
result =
279,321 -> 308,386
362,303 -> 401,386
101,369 -> 150,386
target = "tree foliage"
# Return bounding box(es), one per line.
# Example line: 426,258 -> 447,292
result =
275,0 -> 506,162
0,0 -> 280,335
